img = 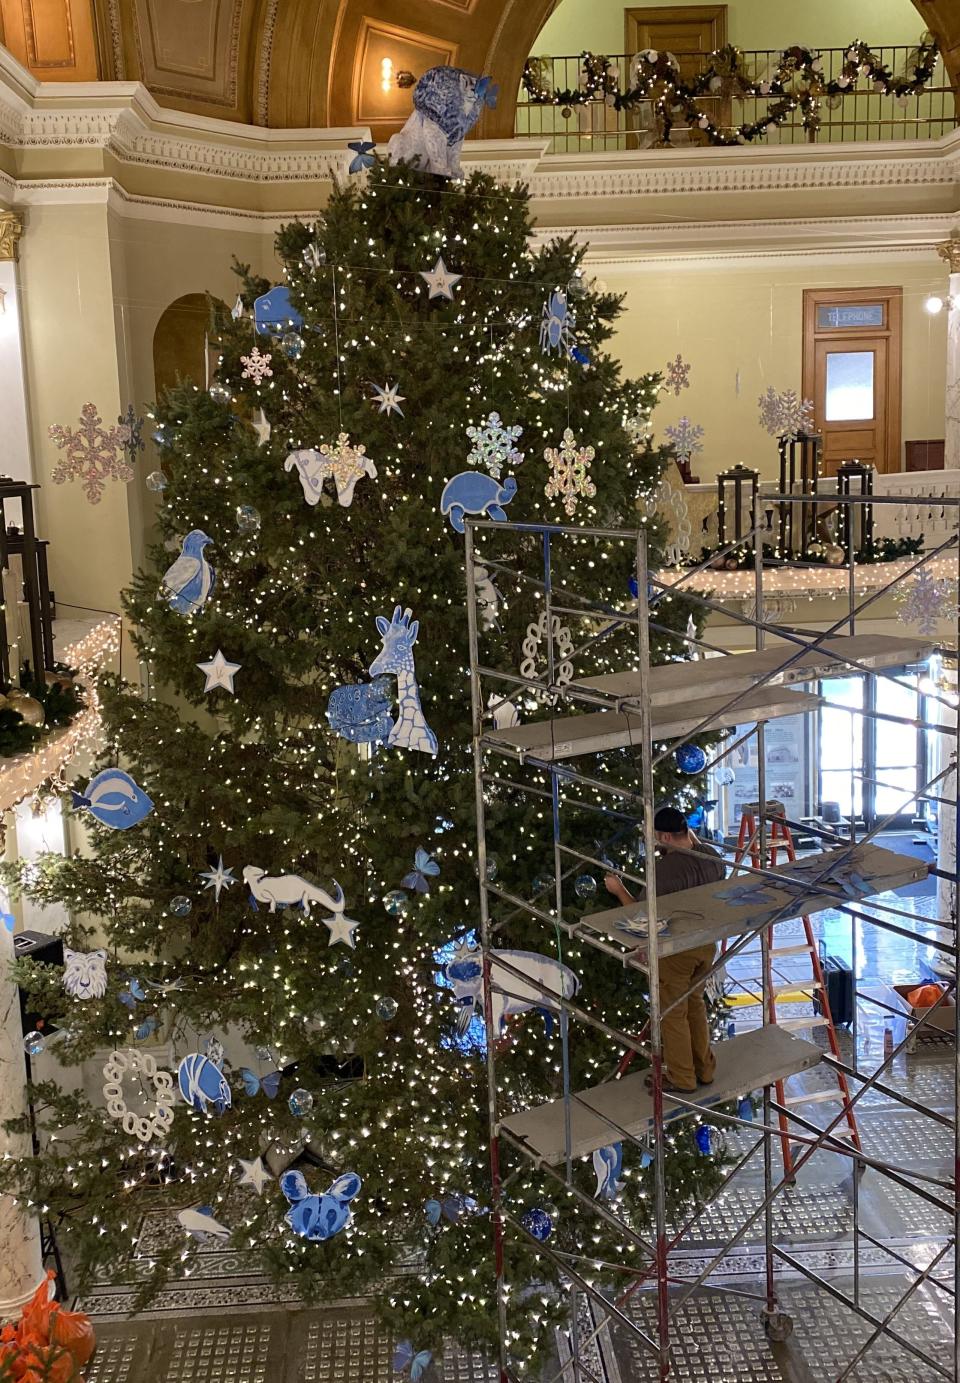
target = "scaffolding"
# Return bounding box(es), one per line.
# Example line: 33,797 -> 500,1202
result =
464,489 -> 960,1383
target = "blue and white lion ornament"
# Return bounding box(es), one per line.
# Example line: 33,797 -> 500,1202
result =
387,66 -> 498,180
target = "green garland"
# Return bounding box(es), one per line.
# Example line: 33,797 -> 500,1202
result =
523,35 -> 940,146
693,533 -> 925,571
0,673 -> 84,758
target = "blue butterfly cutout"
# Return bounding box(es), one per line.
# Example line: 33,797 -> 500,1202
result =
425,1194 -> 477,1226
348,140 -> 377,173
402,847 -> 440,895
240,1068 -> 281,1099
134,1016 -> 158,1041
392,1341 -> 433,1380
118,979 -> 146,1009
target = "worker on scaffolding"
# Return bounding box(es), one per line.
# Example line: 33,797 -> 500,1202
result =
604,805 -> 726,1093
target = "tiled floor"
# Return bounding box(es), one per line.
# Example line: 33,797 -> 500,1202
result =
77,847 -> 958,1382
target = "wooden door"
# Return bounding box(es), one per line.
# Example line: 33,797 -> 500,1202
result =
803,288 -> 902,476
624,5 -> 728,140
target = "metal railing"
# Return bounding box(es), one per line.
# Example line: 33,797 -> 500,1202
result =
516,46 -> 958,153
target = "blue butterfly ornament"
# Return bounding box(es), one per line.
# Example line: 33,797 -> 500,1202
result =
239,1067 -> 281,1099
393,1341 -> 433,1381
401,847 -> 440,895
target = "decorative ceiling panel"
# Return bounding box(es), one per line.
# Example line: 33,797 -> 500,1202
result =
133,0 -> 241,99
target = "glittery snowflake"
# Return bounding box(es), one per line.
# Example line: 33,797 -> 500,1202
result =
664,354 -> 691,396
544,428 -> 596,517
466,412 -> 524,478
895,569 -> 958,636
624,412 -> 653,446
758,387 -> 815,440
48,403 -> 134,504
317,432 -> 377,506
118,404 -> 145,462
664,416 -> 704,464
240,346 -> 273,384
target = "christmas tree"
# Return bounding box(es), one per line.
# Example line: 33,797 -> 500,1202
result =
3,156 -> 722,1365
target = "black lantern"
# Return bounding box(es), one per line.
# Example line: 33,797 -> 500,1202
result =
778,432 -> 823,556
837,459 -> 875,561
717,464 -> 759,547
0,478 -> 55,687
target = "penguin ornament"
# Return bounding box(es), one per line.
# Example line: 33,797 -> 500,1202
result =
161,530 -> 216,616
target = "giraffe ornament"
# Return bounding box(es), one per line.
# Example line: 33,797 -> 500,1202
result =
368,606 -> 438,756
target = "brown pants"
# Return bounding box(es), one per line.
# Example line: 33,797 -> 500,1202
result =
658,943 -> 717,1091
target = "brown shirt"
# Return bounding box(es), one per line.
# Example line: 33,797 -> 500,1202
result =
654,840 -> 726,897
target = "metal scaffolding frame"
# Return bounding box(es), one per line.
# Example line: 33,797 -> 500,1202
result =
464,489 -> 960,1383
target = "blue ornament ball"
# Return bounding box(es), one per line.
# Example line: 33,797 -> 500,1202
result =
23,1030 -> 45,1056
715,766 -> 735,787
574,873 -> 597,900
521,1208 -> 553,1242
169,895 -> 193,918
675,743 -> 707,775
382,889 -> 410,917
236,504 -> 261,533
288,1087 -> 314,1119
531,873 -> 554,896
375,996 -> 398,1021
281,331 -> 305,361
695,1123 -> 714,1155
145,470 -> 168,493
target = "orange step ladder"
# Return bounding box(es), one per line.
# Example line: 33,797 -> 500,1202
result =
728,802 -> 861,1179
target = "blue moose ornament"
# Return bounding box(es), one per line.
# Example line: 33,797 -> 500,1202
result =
387,66 -> 497,179
280,1169 -> 361,1242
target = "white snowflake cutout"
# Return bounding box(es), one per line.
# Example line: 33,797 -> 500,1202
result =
240,347 -> 274,385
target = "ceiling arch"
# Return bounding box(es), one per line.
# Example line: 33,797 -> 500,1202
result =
1,0 -> 954,130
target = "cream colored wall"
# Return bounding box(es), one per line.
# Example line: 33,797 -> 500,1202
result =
601,255 -> 947,479
536,0 -> 929,56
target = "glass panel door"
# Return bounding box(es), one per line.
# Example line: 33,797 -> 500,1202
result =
824,351 -> 875,421
873,672 -> 920,825
819,677 -> 863,821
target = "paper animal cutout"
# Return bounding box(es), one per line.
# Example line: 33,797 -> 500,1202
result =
347,140 -> 377,173
593,1143 -> 625,1200
72,769 -> 154,831
161,530 -> 215,615
401,847 -> 440,894
326,679 -> 394,745
368,606 -> 438,755
440,472 -> 516,533
239,1068 -> 281,1099
284,437 -> 377,508
387,65 -> 497,179
442,941 -> 579,1036
177,1052 -> 232,1115
178,1206 -> 230,1241
393,1342 -> 433,1381
62,947 -> 108,1000
254,285 -> 304,336
280,1169 -> 361,1242
243,867 -> 346,916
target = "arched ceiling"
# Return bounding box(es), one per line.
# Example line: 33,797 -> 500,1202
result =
0,0 -> 954,132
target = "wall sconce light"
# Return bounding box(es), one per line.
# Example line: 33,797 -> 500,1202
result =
925,293 -> 955,315
381,57 -> 394,93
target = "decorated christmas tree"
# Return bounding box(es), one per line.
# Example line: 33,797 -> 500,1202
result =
3,133 -> 722,1364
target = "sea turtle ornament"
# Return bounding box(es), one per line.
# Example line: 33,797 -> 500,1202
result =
440,471 -> 517,534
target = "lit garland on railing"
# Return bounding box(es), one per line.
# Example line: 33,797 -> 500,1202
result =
655,552 -> 959,603
522,35 -> 940,146
0,617 -> 121,815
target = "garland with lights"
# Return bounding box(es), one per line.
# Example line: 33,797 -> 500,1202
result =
523,35 -> 940,145
0,159 -> 720,1368
694,532 -> 924,572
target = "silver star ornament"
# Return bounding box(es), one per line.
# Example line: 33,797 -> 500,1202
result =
420,256 -> 462,301
197,650 -> 242,694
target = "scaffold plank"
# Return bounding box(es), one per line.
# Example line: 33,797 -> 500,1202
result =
500,1026 -> 822,1165
578,634 -> 934,708
483,688 -> 823,761
578,843 -> 926,961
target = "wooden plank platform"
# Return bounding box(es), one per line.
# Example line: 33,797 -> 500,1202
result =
500,1026 -> 822,1165
483,687 -> 822,762
577,634 -> 934,709
579,843 -> 927,961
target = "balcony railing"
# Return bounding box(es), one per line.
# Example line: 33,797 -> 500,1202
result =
516,46 -> 958,153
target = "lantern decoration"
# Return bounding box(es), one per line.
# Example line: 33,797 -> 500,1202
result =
716,464 -> 759,549
837,459 -> 875,561
777,431 -> 823,556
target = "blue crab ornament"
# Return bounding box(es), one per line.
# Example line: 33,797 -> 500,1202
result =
440,472 -> 517,534
280,1169 -> 361,1242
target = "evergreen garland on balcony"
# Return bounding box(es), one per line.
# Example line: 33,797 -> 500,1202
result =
523,36 -> 940,146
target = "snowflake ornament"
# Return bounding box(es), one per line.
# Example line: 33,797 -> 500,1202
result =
895,569 -> 958,636
664,416 -> 704,464
240,346 -> 273,385
664,354 -> 691,396
624,412 -> 653,446
49,403 -> 134,504
316,433 -> 376,506
544,428 -> 597,517
466,412 -> 524,478
758,387 -> 815,440
118,404 -> 145,462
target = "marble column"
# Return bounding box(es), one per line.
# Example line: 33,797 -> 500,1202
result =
0,215 -> 32,490
0,918 -> 43,1317
938,230 -> 960,471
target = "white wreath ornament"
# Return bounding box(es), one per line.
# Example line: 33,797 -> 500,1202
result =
102,1048 -> 176,1144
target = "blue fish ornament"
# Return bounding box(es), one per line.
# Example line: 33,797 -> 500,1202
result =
72,769 -> 154,830
593,1142 -> 624,1200
177,1051 -> 232,1115
254,285 -> 304,336
161,530 -> 215,616
325,678 -> 394,745
280,1169 -> 361,1242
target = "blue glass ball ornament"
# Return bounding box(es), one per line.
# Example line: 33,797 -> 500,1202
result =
169,895 -> 193,918
574,874 -> 597,900
715,766 -> 735,787
209,383 -> 232,405
382,889 -> 410,917
521,1208 -> 553,1242
738,1096 -> 754,1122
475,856 -> 499,882
675,743 -> 708,775
236,504 -> 261,533
281,331 -> 305,361
288,1087 -> 314,1119
566,271 -> 587,301
531,874 -> 554,896
254,1045 -> 272,1061
375,996 -> 399,1021
23,1030 -> 45,1056
145,470 -> 168,493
